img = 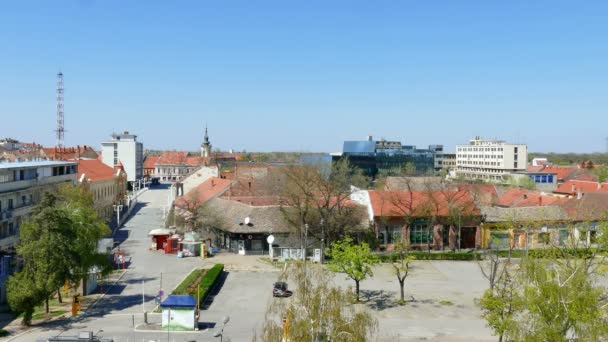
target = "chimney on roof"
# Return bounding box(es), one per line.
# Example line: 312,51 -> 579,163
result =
523,194 -> 528,199
211,179 -> 215,187
572,185 -> 576,193
577,188 -> 583,200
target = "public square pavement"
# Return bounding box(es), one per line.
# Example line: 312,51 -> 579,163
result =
332,261 -> 495,341
7,184 -> 496,341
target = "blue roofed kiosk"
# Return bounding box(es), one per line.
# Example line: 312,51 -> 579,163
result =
160,295 -> 198,331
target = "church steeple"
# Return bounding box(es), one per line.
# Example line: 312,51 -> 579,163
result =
201,124 -> 212,157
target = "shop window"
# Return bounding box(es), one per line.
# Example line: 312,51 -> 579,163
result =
489,232 -> 510,249
410,223 -> 433,245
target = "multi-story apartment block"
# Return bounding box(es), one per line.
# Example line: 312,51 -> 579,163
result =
101,131 -> 143,183
456,137 -> 528,181
0,160 -> 78,303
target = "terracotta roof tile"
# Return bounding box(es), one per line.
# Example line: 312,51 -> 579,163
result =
175,177 -> 234,208
144,156 -> 160,169
554,180 -> 608,196
78,159 -> 121,183
368,190 -> 479,218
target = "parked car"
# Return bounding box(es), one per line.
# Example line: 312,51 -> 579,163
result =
273,281 -> 293,298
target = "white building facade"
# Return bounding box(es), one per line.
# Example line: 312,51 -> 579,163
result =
101,132 -> 143,183
456,137 -> 527,181
0,160 -> 78,303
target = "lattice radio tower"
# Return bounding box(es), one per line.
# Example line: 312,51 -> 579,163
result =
56,71 -> 65,148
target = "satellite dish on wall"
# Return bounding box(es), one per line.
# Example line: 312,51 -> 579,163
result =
267,235 -> 275,244
244,217 -> 250,225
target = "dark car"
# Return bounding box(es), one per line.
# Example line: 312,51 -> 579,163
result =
273,281 -> 293,298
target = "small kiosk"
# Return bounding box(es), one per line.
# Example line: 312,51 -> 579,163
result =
148,228 -> 175,251
161,295 -> 198,331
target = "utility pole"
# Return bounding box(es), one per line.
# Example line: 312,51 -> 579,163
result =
55,71 -> 65,148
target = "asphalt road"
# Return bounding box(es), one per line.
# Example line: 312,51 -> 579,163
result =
11,185 -> 229,342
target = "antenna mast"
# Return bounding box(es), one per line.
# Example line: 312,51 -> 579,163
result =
56,71 -> 65,148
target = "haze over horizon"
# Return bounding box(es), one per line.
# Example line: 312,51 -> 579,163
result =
1,1 -> 607,154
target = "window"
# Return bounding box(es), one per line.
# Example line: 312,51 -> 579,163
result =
538,232 -> 550,244
8,199 -> 13,210
21,196 -> 26,205
489,232 -> 510,249
410,221 -> 433,245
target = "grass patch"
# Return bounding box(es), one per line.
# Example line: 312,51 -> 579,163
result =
439,300 -> 454,306
32,310 -> 66,321
173,269 -> 207,296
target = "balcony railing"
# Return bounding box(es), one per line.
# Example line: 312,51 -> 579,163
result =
0,174 -> 76,193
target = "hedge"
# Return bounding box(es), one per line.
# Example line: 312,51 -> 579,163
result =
496,248 -> 598,259
196,264 -> 224,306
172,264 -> 224,307
173,269 -> 206,296
379,251 -> 480,262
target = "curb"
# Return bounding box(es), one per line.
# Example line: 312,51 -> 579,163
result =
6,327 -> 40,342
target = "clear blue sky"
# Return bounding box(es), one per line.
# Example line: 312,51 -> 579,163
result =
1,1 -> 607,153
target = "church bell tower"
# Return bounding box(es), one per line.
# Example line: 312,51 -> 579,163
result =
201,125 -> 212,157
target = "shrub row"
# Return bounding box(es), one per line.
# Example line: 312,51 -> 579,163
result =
196,264 -> 224,306
172,269 -> 205,296
496,248 -> 597,259
378,251 -> 480,262
171,264 -> 225,307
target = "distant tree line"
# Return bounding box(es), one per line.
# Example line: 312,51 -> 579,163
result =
529,152 -> 608,165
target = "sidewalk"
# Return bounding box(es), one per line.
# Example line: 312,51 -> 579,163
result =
1,269 -> 127,338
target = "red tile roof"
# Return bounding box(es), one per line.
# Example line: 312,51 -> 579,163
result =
497,189 -> 539,207
78,159 -> 121,183
536,167 -> 577,182
554,180 -> 608,196
144,155 -> 160,169
457,184 -> 498,206
368,190 -> 479,218
512,193 -> 564,208
175,177 -> 234,209
42,146 -> 98,161
156,152 -> 210,167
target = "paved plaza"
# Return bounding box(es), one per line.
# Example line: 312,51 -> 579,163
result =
6,185 -> 496,341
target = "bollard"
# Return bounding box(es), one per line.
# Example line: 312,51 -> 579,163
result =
144,311 -> 148,324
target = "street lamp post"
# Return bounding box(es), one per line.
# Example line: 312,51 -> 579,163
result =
113,203 -> 123,228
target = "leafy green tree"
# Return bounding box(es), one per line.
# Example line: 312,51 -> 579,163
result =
8,187 -> 113,325
6,269 -> 43,326
480,269 -> 522,342
59,185 -> 112,293
592,165 -> 608,182
392,239 -> 413,304
256,262 -> 377,342
327,237 -> 379,302
11,192 -> 77,317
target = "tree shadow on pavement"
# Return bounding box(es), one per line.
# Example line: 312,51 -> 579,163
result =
201,271 -> 229,310
360,289 -> 400,311
83,294 -> 157,318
